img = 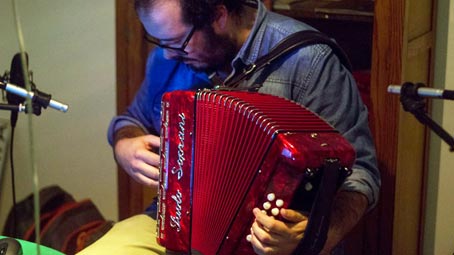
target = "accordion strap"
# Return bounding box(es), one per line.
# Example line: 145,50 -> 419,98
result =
223,30 -> 352,88
293,158 -> 347,255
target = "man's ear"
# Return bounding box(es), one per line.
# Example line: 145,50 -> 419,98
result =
212,5 -> 229,33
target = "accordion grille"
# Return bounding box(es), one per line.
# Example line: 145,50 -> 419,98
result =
191,91 -> 332,254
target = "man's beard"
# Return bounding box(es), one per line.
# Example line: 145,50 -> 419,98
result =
177,26 -> 238,74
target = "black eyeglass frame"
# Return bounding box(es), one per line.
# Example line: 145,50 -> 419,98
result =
144,26 -> 196,55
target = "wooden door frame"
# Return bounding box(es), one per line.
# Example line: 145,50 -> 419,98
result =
115,0 -> 150,218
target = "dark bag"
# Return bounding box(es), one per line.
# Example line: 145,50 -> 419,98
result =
3,185 -> 75,239
2,185 -> 114,255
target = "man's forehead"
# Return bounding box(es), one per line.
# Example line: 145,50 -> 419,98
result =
139,0 -> 188,38
143,0 -> 184,27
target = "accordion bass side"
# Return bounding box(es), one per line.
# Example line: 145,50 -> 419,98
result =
157,90 -> 355,255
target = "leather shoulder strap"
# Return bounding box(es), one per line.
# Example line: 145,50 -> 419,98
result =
224,30 -> 352,88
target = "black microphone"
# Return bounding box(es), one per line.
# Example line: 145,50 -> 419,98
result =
6,53 -> 28,127
7,53 -> 27,106
388,82 -> 454,100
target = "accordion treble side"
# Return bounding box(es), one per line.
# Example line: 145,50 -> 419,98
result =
157,90 -> 355,255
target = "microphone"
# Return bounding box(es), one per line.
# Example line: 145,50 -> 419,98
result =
5,53 -> 27,127
7,53 -> 27,106
1,82 -> 69,113
0,52 -> 69,114
388,82 -> 454,100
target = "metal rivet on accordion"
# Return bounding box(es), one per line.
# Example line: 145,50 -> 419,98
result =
304,168 -> 315,178
343,167 -> 353,176
310,133 -> 318,138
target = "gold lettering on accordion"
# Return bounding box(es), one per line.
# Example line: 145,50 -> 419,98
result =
169,113 -> 187,233
170,190 -> 183,232
171,113 -> 186,180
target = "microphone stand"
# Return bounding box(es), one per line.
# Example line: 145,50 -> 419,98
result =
0,104 -> 24,112
399,82 -> 454,152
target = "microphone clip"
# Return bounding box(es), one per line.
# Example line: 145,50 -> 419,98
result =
398,82 -> 454,152
400,82 -> 426,114
26,82 -> 50,116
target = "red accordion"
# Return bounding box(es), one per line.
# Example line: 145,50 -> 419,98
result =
157,90 -> 355,255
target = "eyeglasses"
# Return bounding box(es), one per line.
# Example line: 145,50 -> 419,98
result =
144,26 -> 195,55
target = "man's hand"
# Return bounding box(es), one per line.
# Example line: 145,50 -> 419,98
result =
114,134 -> 161,188
250,208 -> 308,255
249,191 -> 368,255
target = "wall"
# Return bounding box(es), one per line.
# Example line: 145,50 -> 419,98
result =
0,0 -> 118,232
424,0 -> 454,254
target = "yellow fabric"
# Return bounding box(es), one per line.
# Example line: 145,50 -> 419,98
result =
76,214 -> 166,255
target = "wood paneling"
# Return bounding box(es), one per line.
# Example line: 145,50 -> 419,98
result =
116,0 -> 151,219
368,0 -> 405,251
370,0 -> 435,254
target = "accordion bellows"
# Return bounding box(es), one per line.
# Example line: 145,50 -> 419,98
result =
157,90 -> 355,255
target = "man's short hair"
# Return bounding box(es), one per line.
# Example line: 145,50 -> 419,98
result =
134,0 -> 245,28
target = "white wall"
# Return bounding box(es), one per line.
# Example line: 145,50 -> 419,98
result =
424,0 -> 454,254
0,0 -> 118,231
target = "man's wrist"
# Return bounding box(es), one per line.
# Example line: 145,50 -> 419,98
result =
113,125 -> 146,146
321,191 -> 368,253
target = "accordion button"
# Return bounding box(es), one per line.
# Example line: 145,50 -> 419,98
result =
271,208 -> 280,216
263,202 -> 272,210
276,199 -> 284,208
246,234 -> 252,242
267,193 -> 276,201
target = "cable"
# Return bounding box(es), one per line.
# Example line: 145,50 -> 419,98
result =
9,127 -> 17,237
11,1 -> 41,254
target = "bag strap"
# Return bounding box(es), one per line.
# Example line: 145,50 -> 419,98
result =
223,30 -> 352,88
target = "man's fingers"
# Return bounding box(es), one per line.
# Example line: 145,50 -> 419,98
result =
251,221 -> 278,245
133,172 -> 159,187
253,208 -> 286,235
280,208 -> 308,223
144,134 -> 161,148
138,148 -> 160,166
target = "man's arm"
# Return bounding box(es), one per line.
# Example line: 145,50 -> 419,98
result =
320,191 -> 368,254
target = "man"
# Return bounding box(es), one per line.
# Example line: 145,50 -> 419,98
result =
79,0 -> 380,254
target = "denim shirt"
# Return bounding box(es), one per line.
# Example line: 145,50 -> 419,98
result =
108,0 -> 380,210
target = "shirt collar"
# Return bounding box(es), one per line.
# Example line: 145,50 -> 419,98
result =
225,0 -> 268,83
